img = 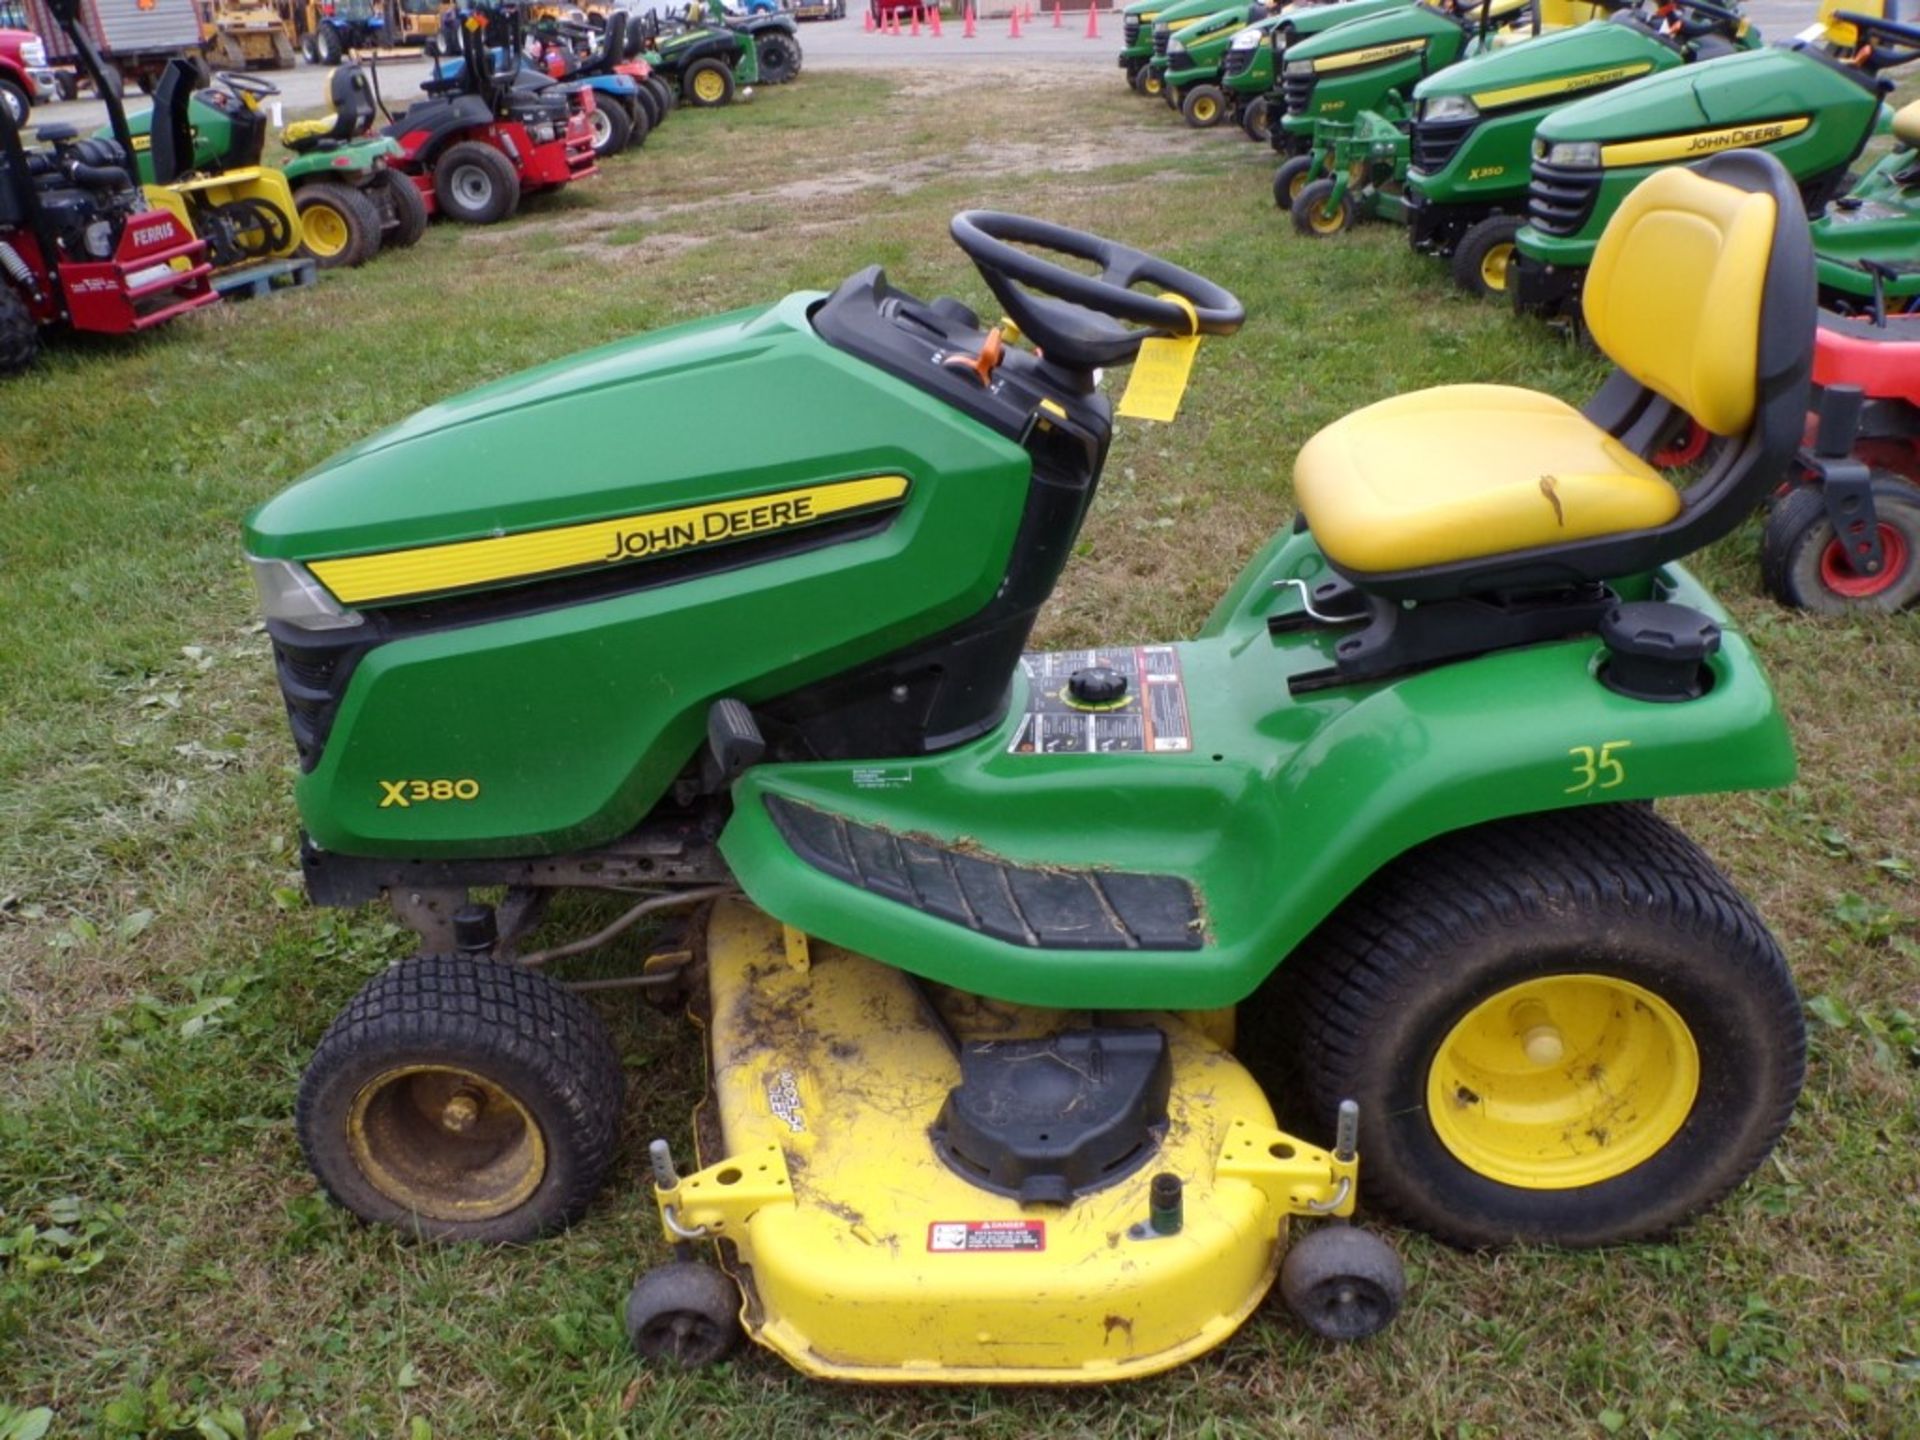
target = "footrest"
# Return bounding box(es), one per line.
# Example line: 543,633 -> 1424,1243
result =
766,795 -> 1202,951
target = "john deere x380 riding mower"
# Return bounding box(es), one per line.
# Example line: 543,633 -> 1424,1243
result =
249,149 -> 1815,1382
1404,0 -> 1760,296
1512,0 -> 1913,319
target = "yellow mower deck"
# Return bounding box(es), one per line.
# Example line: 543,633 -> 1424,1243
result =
655,898 -> 1355,1383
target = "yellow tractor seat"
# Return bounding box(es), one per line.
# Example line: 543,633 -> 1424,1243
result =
1293,385 -> 1681,575
282,114 -> 337,146
1895,97 -> 1920,149
283,66 -> 378,153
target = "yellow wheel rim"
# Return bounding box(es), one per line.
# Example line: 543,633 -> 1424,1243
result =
301,204 -> 350,258
1307,200 -> 1346,235
1193,96 -> 1216,122
1479,241 -> 1514,293
1426,974 -> 1699,1190
347,1064 -> 548,1221
1144,75 -> 1163,94
692,69 -> 726,102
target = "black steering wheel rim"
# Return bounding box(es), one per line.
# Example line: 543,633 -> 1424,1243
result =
949,210 -> 1244,370
1666,0 -> 1741,27
1834,8 -> 1920,66
216,69 -> 281,97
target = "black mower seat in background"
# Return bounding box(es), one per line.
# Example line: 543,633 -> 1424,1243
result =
284,65 -> 378,151
1294,150 -> 1814,603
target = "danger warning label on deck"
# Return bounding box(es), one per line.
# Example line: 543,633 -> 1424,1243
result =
1007,645 -> 1193,755
927,1220 -> 1047,1253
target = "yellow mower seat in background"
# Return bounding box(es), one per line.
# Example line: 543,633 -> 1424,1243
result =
1893,97 -> 1920,149
1296,164 -> 1778,579
282,114 -> 337,145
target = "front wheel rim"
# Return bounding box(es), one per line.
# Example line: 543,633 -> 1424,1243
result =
1479,241 -> 1514,292
1426,973 -> 1700,1190
347,1064 -> 548,1220
1820,523 -> 1911,598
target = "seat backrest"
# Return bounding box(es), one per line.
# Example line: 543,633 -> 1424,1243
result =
330,63 -> 377,138
600,11 -> 628,65
148,58 -> 198,185
1583,163 -> 1778,437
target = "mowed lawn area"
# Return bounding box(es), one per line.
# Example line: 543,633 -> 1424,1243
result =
2,62 -> 1918,1440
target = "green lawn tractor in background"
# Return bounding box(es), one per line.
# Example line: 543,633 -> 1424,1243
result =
1161,0 -> 1275,128
1277,0 -> 1604,236
1512,0 -> 1912,321
1140,0 -> 1248,99
1120,0 -> 1178,94
647,3 -> 761,107
1222,11 -> 1288,138
1810,97 -> 1920,311
1405,0 -> 1759,297
279,65 -> 429,268
247,156 -> 1818,1382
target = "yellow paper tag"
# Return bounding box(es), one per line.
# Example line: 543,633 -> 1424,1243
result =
1116,295 -> 1202,423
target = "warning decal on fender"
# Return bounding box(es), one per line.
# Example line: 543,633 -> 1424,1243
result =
927,1220 -> 1046,1253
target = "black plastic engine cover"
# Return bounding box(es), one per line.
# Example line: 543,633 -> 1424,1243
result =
931,1027 -> 1170,1205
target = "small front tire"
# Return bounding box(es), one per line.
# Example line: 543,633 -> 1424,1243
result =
626,1263 -> 743,1368
1450,212 -> 1521,298
0,79 -> 28,126
1240,95 -> 1272,143
1272,154 -> 1313,209
0,283 -> 40,377
1291,177 -> 1354,237
1760,478 -> 1920,614
1180,82 -> 1225,129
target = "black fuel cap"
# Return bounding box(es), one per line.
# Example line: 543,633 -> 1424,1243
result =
1598,601 -> 1720,703
1067,666 -> 1128,707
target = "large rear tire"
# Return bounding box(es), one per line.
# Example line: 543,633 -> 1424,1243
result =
585,93 -> 633,157
1265,805 -> 1804,1249
683,57 -> 734,107
0,283 -> 40,377
294,179 -> 383,268
297,954 -> 625,1243
756,32 -> 800,82
433,141 -> 520,224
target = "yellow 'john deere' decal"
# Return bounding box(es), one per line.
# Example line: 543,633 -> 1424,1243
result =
1600,116 -> 1810,167
1470,61 -> 1655,110
309,475 -> 911,605
1311,38 -> 1426,72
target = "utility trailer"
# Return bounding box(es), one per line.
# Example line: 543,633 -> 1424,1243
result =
25,0 -> 205,94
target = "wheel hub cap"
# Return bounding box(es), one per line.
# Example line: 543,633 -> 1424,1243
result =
348,1064 -> 547,1220
1426,974 -> 1699,1189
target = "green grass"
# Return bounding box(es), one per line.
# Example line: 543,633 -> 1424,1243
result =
3,65 -> 1919,1440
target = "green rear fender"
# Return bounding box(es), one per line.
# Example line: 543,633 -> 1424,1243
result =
281,136 -> 404,183
721,529 -> 1795,1012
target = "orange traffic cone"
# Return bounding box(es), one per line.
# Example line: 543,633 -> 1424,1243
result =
889,8 -> 900,33
910,5 -> 920,33
1084,0 -> 1099,37
1009,4 -> 1021,35
963,1 -> 976,35
1052,0 -> 1062,24
863,5 -> 875,28
930,3 -> 942,33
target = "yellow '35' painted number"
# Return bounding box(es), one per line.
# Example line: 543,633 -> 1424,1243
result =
1566,741 -> 1631,795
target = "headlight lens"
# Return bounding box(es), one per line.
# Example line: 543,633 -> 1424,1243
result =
22,38 -> 45,66
1283,58 -> 1313,76
1421,93 -> 1478,123
1229,25 -> 1262,48
1545,139 -> 1601,168
248,558 -> 364,631
1169,43 -> 1188,60
84,220 -> 112,258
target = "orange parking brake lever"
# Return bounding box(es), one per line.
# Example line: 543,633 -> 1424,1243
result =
942,326 -> 1005,387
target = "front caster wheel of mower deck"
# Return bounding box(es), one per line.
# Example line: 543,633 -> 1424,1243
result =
433,142 -> 520,224
1281,1226 -> 1405,1342
295,180 -> 383,269
1272,154 -> 1313,209
1761,477 -> 1920,614
1240,95 -> 1273,143
1450,212 -> 1521,298
1266,804 -> 1805,1249
586,94 -> 633,158
1291,178 -> 1354,237
1180,83 -> 1225,128
627,1263 -> 743,1369
297,954 -> 625,1243
684,57 -> 735,107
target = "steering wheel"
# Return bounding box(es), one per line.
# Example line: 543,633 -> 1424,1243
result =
1835,9 -> 1920,68
215,70 -> 282,98
1667,0 -> 1741,30
949,212 -> 1244,371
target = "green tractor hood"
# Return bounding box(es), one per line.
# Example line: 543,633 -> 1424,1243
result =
1413,17 -> 1675,108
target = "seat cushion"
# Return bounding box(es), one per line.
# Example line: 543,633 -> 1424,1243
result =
283,113 -> 338,145
1293,384 -> 1682,575
1896,97 -> 1920,150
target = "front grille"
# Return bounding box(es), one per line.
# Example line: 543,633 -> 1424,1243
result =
1222,46 -> 1255,79
1282,70 -> 1314,117
1526,160 -> 1601,237
1124,14 -> 1140,44
269,625 -> 368,773
1410,116 -> 1476,174
1152,25 -> 1169,56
